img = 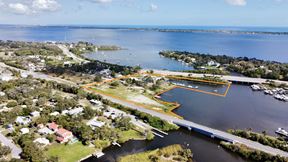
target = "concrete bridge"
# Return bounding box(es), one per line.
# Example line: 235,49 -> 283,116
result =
2,61 -> 288,158
85,89 -> 288,158
144,69 -> 288,85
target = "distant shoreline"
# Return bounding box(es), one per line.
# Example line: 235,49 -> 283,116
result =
1,24 -> 288,35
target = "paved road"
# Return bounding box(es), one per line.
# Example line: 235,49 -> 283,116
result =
144,69 -> 288,85
0,62 -> 77,159
0,62 -> 77,86
85,88 -> 288,158
57,44 -> 89,63
2,62 -> 288,158
0,132 -> 21,159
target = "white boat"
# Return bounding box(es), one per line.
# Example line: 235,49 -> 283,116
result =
251,84 -> 261,91
275,128 -> 288,137
264,90 -> 273,95
187,85 -> 194,88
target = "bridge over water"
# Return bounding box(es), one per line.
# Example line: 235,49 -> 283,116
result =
86,89 -> 288,158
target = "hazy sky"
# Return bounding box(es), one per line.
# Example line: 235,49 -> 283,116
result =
0,0 -> 288,26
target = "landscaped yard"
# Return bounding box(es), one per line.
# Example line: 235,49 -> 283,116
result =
117,129 -> 146,143
46,142 -> 96,162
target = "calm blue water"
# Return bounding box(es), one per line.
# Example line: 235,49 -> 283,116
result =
0,25 -> 287,70
2,25 -> 286,162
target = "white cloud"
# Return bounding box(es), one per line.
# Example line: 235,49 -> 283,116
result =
86,0 -> 113,4
8,3 -> 30,15
3,0 -> 60,15
149,3 -> 158,12
32,0 -> 60,12
0,0 -> 4,7
225,0 -> 247,6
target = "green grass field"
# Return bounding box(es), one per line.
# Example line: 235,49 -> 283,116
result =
118,144 -> 186,162
117,129 -> 146,143
46,142 -> 96,162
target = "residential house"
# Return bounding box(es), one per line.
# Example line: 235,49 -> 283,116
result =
47,122 -> 59,132
55,128 -> 73,143
50,111 -> 60,116
20,128 -> 29,134
0,74 -> 13,81
207,60 -> 220,67
30,111 -> 40,118
15,116 -> 31,125
87,119 -> 105,129
90,99 -> 103,106
0,92 -> 5,97
38,127 -> 54,135
33,138 -> 50,146
103,111 -> 117,119
61,110 -> 69,115
68,107 -> 83,116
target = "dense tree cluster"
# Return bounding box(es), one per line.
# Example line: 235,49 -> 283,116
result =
17,135 -> 58,162
46,60 -> 140,76
160,51 -> 288,81
228,129 -> 288,152
0,40 -> 62,56
220,142 -> 287,162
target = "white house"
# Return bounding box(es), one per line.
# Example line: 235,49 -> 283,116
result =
68,107 -> 83,116
207,60 -> 220,67
30,111 -> 40,117
20,72 -> 28,78
61,110 -> 69,115
87,119 -> 105,128
0,92 -> 5,97
0,74 -> 13,81
50,111 -> 60,116
33,138 -> 50,146
99,69 -> 111,77
103,111 -> 117,119
20,128 -> 29,134
90,99 -> 103,106
15,116 -> 31,125
38,127 -> 54,135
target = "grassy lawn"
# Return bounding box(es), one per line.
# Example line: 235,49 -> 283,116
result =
117,129 -> 145,143
46,142 -> 96,162
118,144 -> 188,162
118,150 -> 157,162
91,83 -> 175,110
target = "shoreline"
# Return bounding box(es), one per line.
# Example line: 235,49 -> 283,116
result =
2,24 -> 288,35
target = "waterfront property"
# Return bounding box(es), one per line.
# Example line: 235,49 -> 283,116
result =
117,144 -> 193,162
46,142 -> 96,162
86,81 -> 288,159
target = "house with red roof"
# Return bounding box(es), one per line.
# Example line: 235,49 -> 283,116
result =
55,128 -> 73,143
47,122 -> 59,132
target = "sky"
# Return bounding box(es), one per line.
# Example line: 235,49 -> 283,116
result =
0,0 -> 288,27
